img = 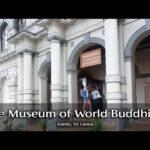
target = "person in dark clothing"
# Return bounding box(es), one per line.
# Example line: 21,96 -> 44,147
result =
95,85 -> 104,111
91,86 -> 102,111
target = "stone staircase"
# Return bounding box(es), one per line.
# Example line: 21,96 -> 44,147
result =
124,118 -> 150,131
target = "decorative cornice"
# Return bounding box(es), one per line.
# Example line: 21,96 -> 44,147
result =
8,29 -> 47,44
37,19 -> 54,28
58,19 -> 77,25
8,31 -> 36,44
37,19 -> 78,28
0,50 -> 16,63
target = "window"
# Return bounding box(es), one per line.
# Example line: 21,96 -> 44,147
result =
1,23 -> 8,51
16,19 -> 26,32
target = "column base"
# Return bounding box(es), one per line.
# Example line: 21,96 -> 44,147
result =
23,89 -> 33,103
106,92 -> 122,100
51,97 -> 65,110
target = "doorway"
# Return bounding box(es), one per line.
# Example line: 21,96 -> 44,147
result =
77,44 -> 106,110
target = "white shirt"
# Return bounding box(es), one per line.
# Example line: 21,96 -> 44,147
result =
91,90 -> 101,100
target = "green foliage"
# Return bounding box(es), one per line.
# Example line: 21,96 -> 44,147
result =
90,117 -> 103,131
6,118 -> 14,131
0,122 -> 2,131
2,118 -> 21,131
39,118 -> 49,131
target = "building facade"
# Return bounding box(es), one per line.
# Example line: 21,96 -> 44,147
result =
0,19 -> 150,130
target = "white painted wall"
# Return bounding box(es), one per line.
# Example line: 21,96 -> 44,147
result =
66,19 -> 103,40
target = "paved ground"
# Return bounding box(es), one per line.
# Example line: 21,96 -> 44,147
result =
19,117 -> 150,131
19,118 -> 94,131
124,118 -> 150,131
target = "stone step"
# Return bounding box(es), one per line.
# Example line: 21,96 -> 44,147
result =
20,126 -> 43,131
19,121 -> 43,131
124,118 -> 150,131
134,118 -> 150,125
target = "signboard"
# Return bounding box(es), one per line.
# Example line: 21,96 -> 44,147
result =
80,48 -> 101,68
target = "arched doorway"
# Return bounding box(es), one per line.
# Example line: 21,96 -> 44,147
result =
67,37 -> 106,109
125,24 -> 150,107
38,60 -> 51,110
135,35 -> 150,106
77,44 -> 106,110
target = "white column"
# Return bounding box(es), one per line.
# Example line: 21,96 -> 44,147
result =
23,52 -> 33,103
118,21 -> 126,102
125,58 -> 136,104
0,88 -> 2,103
62,43 -> 68,104
62,43 -> 67,87
51,40 -> 61,86
18,54 -> 23,103
33,54 -> 39,103
8,84 -> 17,103
68,70 -> 78,105
50,39 -> 62,109
104,19 -> 121,104
8,70 -> 17,103
39,77 -> 48,103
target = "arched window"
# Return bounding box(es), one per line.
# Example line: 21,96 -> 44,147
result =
1,23 -> 8,51
16,19 -> 26,32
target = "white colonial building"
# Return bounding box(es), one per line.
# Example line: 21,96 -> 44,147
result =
0,19 -> 150,130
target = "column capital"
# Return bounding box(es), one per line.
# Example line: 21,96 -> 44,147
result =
40,76 -> 48,80
48,34 -> 67,43
104,19 -> 117,22
16,48 -> 35,55
23,51 -> 32,55
67,69 -> 78,74
125,56 -> 136,63
18,53 -> 23,57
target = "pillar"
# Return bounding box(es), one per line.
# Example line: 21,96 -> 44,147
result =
125,57 -> 136,104
104,19 -> 121,105
23,52 -> 33,103
62,42 -> 68,106
49,38 -> 63,109
118,20 -> 126,102
8,76 -> 17,103
68,70 -> 78,109
18,54 -> 23,103
33,54 -> 39,103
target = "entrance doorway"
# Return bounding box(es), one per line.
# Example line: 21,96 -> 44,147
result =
135,35 -> 150,106
39,61 -> 51,110
47,66 -> 51,110
77,44 -> 106,110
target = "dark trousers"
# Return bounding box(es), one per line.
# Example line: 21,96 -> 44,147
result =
92,98 -> 103,111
